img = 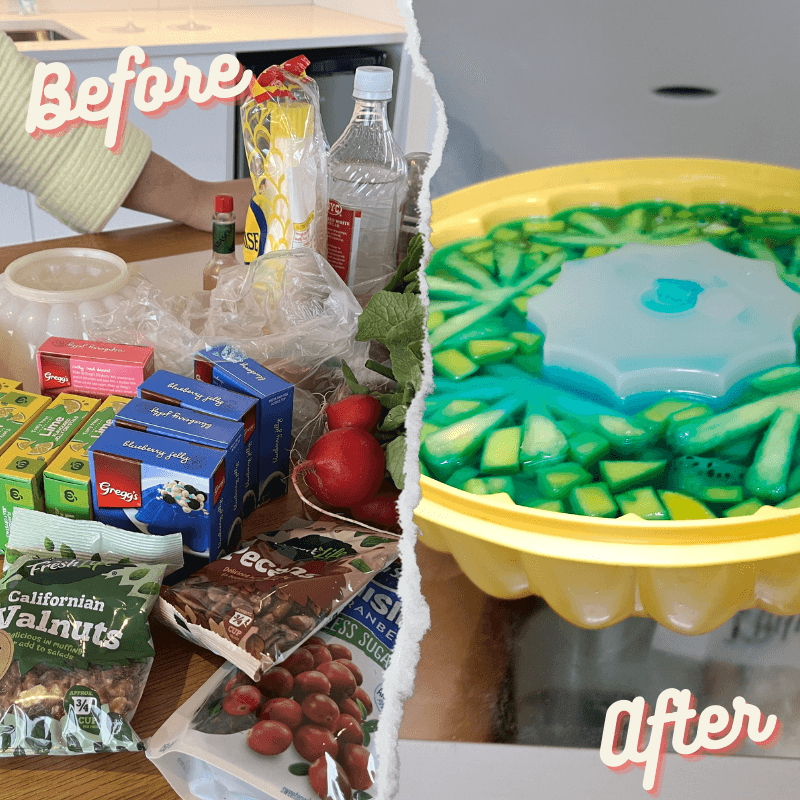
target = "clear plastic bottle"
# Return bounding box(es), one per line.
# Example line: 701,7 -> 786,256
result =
396,152 -> 430,265
203,195 -> 239,291
326,66 -> 408,303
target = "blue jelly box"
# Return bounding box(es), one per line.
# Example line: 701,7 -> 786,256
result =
138,370 -> 259,518
114,397 -> 246,523
194,347 -> 293,509
88,425 -> 241,579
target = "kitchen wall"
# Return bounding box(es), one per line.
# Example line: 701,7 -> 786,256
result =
412,0 -> 800,197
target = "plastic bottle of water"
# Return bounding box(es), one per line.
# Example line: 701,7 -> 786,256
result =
326,66 -> 408,304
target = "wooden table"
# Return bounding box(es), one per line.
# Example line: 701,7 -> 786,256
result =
0,225 -> 512,799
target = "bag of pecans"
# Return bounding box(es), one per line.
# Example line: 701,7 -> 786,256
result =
155,519 -> 399,680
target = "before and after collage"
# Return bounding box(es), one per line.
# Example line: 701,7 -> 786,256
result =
2,1 -> 800,798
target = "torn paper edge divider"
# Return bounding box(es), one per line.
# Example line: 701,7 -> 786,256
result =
377,2 -> 448,800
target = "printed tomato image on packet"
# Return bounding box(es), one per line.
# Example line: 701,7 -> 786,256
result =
148,561 -> 401,800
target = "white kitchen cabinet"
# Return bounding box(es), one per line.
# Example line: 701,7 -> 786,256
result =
0,185 -> 34,247
27,51 -> 232,241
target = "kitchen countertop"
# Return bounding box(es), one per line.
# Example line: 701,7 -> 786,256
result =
1,5 -> 405,59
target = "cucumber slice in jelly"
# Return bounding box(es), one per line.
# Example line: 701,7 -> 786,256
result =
432,349 -> 479,381
462,477 -> 515,499
669,456 -> 746,505
481,426 -> 522,475
466,339 -> 518,365
568,431 -> 611,467
569,483 -> 618,518
724,499 -> 764,518
745,409 -> 800,503
751,365 -> 800,394
599,460 -> 667,493
536,462 -> 592,500
520,409 -> 569,474
615,487 -> 668,520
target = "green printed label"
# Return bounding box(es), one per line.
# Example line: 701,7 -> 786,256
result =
324,617 -> 393,669
64,686 -> 101,735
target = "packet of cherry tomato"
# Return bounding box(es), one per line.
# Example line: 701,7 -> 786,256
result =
154,519 -> 399,680
148,561 -> 401,800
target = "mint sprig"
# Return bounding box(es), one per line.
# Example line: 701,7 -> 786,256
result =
342,234 -> 425,490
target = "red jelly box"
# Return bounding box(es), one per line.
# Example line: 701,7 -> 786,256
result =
37,337 -> 155,399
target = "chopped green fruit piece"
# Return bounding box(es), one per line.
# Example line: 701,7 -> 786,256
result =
432,349 -> 479,381
462,476 -> 515,498
544,272 -> 560,285
421,397 -> 524,481
492,226 -> 521,243
599,460 -> 667,493
556,420 -> 581,438
466,339 -> 518,365
568,431 -> 611,467
509,331 -> 543,354
536,462 -> 592,500
520,412 -> 568,473
433,399 -> 488,425
714,434 -> 759,463
511,477 -> 549,507
523,219 -> 566,234
669,456 -> 746,505
583,245 -> 609,258
421,422 -> 439,443
481,426 -> 522,475
420,461 -> 431,477
437,318 -> 509,350
669,404 -> 712,424
745,409 -> 800,502
777,492 -> 800,509
659,491 -> 717,520
460,240 -> 493,256
639,399 -> 695,426
615,487 -> 668,520
724,499 -> 764,518
668,390 -> 800,455
495,243 -> 524,284
471,250 -> 495,269
512,354 -> 543,375
427,310 -> 445,330
448,466 -> 480,489
752,365 -> 800,393
569,483 -> 618,518
525,284 -> 549,298
511,295 -> 530,315
535,500 -> 565,513
567,211 -> 612,236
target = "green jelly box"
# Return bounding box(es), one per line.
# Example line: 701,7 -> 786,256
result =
44,395 -> 130,521
0,389 -> 51,460
0,393 -> 100,549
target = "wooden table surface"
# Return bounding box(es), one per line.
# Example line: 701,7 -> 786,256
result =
0,225 -> 512,800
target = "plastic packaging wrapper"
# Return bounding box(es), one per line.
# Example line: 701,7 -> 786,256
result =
85,249 -> 372,460
155,517 -> 399,681
241,55 -> 328,264
148,562 -> 401,800
0,509 -> 183,756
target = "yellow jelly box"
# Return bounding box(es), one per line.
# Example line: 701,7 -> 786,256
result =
0,379 -> 22,396
44,395 -> 129,520
0,394 -> 99,549
0,390 -> 51,459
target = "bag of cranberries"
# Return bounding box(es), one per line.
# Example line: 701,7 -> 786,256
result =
148,560 -> 401,800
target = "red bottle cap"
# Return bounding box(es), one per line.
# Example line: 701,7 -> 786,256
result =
215,195 -> 234,213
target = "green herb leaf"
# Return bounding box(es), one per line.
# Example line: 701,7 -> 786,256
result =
128,568 -> 150,581
388,342 -> 423,392
4,548 -> 21,564
385,436 -> 407,491
356,699 -> 368,719
43,537 -> 54,552
365,359 -> 395,382
138,582 -> 161,595
379,405 -> 406,432
90,553 -> 102,562
350,558 -> 372,573
360,536 -> 396,547
363,719 -> 379,732
288,763 -> 310,776
385,233 -> 424,294
356,293 -> 425,348
341,361 -> 371,395
379,391 -> 407,410
60,544 -> 76,559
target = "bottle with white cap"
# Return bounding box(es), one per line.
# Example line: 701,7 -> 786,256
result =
325,66 -> 408,304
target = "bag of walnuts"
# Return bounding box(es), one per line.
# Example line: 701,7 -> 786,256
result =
0,509 -> 182,756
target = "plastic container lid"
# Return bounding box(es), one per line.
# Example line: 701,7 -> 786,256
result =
526,241 -> 800,409
215,195 -> 233,214
353,66 -> 393,100
3,248 -> 129,304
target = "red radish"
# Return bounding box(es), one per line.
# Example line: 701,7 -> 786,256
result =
295,428 -> 385,508
325,395 -> 382,432
350,488 -> 401,529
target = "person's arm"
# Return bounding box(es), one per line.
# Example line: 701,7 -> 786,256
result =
121,153 -> 254,232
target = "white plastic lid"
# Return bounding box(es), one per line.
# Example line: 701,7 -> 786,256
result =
3,248 -> 129,304
353,66 -> 393,101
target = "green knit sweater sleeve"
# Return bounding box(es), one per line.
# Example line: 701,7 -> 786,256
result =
0,33 -> 152,234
